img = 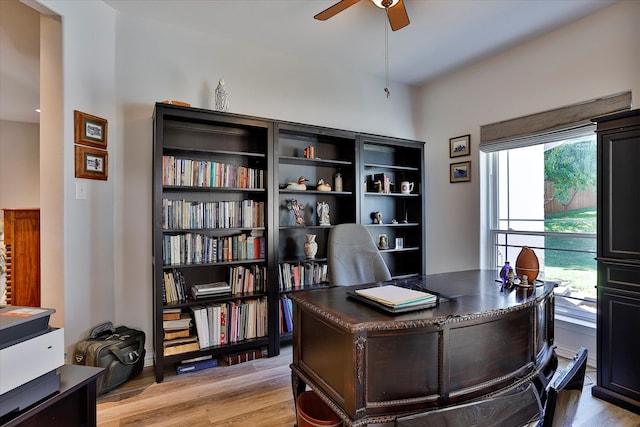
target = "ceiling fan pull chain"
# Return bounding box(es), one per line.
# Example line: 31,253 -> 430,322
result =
384,17 -> 390,98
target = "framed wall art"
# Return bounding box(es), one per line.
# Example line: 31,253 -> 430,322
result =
75,145 -> 108,180
450,161 -> 471,183
74,110 -> 108,149
449,134 -> 470,158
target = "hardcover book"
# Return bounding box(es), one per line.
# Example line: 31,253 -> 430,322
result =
176,358 -> 218,374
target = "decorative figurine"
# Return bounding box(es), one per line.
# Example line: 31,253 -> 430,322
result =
285,176 -> 308,190
316,179 -> 332,191
214,79 -> 229,112
375,180 -> 384,193
506,267 -> 516,290
378,234 -> 389,250
499,261 -> 511,292
287,199 -> 305,225
317,202 -> 330,226
372,211 -> 383,224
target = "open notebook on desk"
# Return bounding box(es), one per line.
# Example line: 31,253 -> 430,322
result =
347,285 -> 438,314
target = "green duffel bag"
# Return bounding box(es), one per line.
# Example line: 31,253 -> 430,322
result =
74,322 -> 145,395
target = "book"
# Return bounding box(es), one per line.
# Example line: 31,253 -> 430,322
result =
224,347 -> 267,366
164,328 -> 191,340
163,308 -> 182,321
354,285 -> 437,308
163,314 -> 192,330
176,358 -> 218,374
191,281 -> 231,299
163,335 -> 200,356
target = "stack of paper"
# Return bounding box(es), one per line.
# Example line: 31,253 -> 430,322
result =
355,285 -> 437,308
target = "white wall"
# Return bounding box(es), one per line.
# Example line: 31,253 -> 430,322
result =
111,14 -> 416,348
36,0 -> 117,358
0,120 -> 40,209
416,0 -> 640,275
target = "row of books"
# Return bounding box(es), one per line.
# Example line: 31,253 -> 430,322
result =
162,232 -> 265,265
162,155 -> 265,189
190,297 -> 268,349
228,264 -> 267,294
162,199 -> 265,230
162,269 -> 187,305
278,261 -> 328,291
279,296 -> 294,334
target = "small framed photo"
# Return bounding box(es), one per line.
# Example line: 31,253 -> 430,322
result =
449,134 -> 470,158
74,110 -> 108,148
450,161 -> 471,183
75,145 -> 108,180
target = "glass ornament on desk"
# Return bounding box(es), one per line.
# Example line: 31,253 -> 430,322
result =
499,261 -> 511,291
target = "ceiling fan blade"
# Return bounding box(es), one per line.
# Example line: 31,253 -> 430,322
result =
314,0 -> 361,21
387,0 -> 410,31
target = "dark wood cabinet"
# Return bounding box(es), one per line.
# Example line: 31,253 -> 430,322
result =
152,103 -> 425,381
2,209 -> 40,307
592,109 -> 640,414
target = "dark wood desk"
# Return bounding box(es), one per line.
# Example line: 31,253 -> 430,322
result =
1,364 -> 104,427
290,270 -> 557,426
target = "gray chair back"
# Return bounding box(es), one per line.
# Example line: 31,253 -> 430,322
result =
328,223 -> 391,286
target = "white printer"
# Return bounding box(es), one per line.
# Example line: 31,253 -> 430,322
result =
0,306 -> 64,418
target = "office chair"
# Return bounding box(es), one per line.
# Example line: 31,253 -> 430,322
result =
327,223 -> 392,286
539,347 -> 588,427
395,382 -> 543,427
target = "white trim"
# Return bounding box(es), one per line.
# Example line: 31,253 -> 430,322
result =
554,315 -> 597,368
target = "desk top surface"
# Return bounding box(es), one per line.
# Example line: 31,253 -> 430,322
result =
290,269 -> 554,331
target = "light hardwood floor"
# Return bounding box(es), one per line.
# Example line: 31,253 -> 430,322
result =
97,344 -> 640,426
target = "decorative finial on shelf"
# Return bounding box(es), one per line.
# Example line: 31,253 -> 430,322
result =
214,79 -> 229,112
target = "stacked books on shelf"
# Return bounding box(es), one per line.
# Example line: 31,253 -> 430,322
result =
190,297 -> 268,349
191,281 -> 231,299
162,155 -> 264,189
163,309 -> 199,356
162,231 -> 266,265
278,261 -> 328,291
351,285 -> 438,314
161,198 -> 265,230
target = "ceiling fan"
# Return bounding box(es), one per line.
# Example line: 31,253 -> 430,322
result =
314,0 -> 410,31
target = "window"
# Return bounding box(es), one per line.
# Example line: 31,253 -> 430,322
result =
482,128 -> 597,322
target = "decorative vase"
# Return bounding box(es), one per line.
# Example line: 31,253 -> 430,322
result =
304,234 -> 318,259
515,246 -> 539,283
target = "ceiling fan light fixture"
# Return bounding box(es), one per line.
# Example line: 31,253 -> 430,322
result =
371,0 -> 399,9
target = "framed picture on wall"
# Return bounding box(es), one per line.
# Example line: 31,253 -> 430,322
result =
450,161 -> 471,183
75,145 -> 108,180
449,134 -> 470,157
74,110 -> 108,149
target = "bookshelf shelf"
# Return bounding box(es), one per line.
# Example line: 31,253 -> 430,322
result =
153,103 -> 425,382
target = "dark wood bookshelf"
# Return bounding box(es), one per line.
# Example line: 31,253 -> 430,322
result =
153,103 -> 425,381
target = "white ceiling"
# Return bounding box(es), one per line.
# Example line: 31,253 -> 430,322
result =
1,0 -> 616,124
